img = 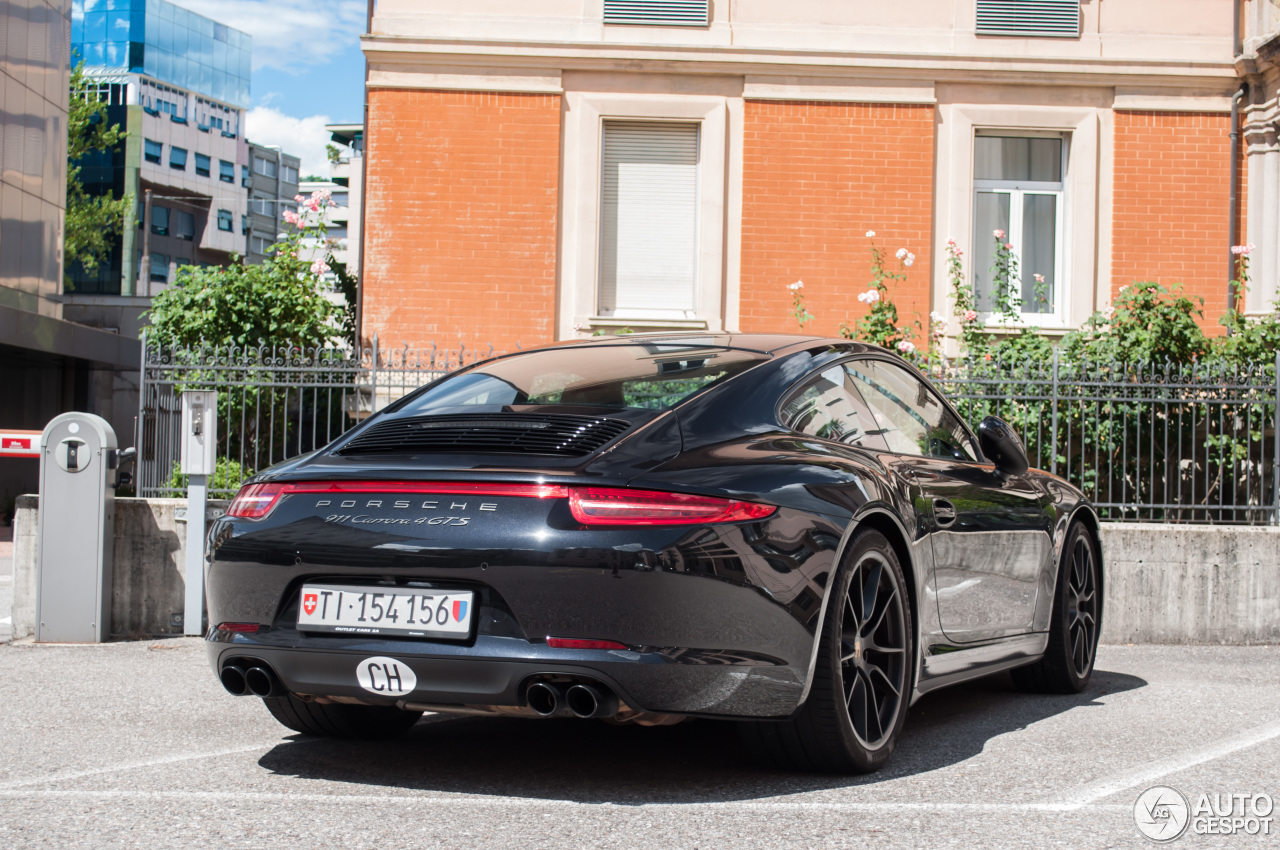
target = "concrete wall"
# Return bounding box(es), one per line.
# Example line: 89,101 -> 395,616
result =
12,495 -> 228,640
1099,523 -> 1280,645
10,497 -> 1280,643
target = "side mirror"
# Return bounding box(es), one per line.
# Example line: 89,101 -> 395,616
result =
977,416 -> 1029,477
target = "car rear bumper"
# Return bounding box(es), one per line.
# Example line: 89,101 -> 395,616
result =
206,631 -> 808,718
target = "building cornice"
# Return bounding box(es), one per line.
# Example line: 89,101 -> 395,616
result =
362,34 -> 1239,91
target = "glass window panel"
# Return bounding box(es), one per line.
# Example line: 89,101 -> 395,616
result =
973,191 -> 1010,312
219,159 -> 234,182
144,138 -> 162,163
846,360 -> 977,461
150,205 -> 169,235
107,9 -> 129,37
216,209 -> 232,231
974,136 -> 1062,183
195,153 -> 210,176
1022,194 -> 1057,314
149,253 -> 169,282
780,366 -> 889,451
84,11 -> 107,41
175,210 -> 195,240
169,146 -> 186,169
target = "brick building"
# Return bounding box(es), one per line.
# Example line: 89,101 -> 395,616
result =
358,1 -> 1277,353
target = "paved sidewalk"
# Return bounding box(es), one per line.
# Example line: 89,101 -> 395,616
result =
0,640 -> 1275,848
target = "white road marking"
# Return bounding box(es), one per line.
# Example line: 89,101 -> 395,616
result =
0,788 -> 1131,813
0,743 -> 291,791
1052,719 -> 1280,810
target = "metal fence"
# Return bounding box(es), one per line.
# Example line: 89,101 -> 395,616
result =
139,338 -> 1280,524
138,337 -> 499,499
930,351 -> 1280,525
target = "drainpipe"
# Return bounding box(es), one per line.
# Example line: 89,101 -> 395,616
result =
1228,84 -> 1247,321
1234,0 -> 1242,58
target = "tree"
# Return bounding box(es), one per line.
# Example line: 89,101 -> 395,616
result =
65,64 -> 133,277
144,189 -> 348,349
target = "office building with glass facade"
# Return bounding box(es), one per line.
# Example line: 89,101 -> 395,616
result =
64,0 -> 251,333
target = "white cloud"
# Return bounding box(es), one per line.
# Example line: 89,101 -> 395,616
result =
176,0 -> 366,72
246,107 -> 333,177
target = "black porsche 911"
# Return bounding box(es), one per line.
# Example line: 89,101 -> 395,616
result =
208,333 -> 1102,773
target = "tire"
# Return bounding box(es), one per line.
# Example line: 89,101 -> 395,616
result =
1011,522 -> 1102,695
262,694 -> 424,739
740,529 -> 914,774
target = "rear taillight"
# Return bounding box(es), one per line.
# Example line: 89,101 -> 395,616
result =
227,483 -> 285,519
225,480 -> 775,526
568,487 -> 775,526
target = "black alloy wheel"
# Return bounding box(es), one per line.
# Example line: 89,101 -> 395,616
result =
739,529 -> 913,773
840,546 -> 909,750
1012,523 -> 1102,694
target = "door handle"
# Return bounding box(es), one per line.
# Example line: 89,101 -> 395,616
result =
934,499 -> 957,527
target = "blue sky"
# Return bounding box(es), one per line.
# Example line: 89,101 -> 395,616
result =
178,0 -> 366,175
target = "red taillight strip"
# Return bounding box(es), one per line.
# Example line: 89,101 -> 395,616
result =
226,480 -> 776,525
546,637 -> 629,650
568,487 -> 776,526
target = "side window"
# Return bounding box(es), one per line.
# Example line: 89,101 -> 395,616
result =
780,366 -> 889,451
845,360 -> 976,461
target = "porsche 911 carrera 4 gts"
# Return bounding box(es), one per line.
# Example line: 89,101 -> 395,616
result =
207,334 -> 1102,773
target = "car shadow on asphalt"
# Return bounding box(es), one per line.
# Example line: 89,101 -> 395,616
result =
256,667 -> 1147,802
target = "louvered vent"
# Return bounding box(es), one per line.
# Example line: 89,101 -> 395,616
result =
338,414 -> 631,458
604,0 -> 709,27
976,0 -> 1080,38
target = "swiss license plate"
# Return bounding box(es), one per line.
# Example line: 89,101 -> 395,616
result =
296,584 -> 474,639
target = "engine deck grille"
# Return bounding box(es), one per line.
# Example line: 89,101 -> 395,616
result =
337,413 -> 631,457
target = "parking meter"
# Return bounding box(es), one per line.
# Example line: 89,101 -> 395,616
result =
36,413 -> 119,642
181,391 -> 217,636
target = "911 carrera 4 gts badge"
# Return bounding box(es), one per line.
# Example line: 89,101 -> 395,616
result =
356,657 -> 417,697
317,498 -> 498,527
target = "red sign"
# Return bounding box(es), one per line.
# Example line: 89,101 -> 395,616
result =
0,431 -> 41,458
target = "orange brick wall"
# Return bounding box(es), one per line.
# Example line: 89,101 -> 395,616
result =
739,101 -> 936,341
362,90 -> 562,352
1112,111 -> 1239,333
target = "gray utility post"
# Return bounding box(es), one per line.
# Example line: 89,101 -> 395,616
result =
36,413 -> 119,642
180,391 -> 217,636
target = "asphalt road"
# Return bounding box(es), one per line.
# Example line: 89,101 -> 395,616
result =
0,640 -> 1275,849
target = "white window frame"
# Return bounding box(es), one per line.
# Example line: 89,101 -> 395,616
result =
972,130 -> 1069,327
559,91 -> 732,337
933,102 -> 1105,334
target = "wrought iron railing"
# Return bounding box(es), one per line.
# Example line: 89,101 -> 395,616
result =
139,338 -> 1280,524
930,351 -> 1280,524
138,336 -> 498,498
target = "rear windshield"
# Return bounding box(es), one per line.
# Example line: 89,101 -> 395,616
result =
394,343 -> 766,414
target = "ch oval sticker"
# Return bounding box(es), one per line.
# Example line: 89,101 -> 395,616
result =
355,656 -> 417,697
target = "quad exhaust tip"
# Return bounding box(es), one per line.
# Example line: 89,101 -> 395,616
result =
566,683 -> 619,719
525,680 -> 620,719
244,665 -> 282,698
219,664 -> 247,696
525,681 -> 562,716
221,660 -> 282,697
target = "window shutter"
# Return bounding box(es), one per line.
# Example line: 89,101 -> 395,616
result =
599,122 -> 699,316
603,0 -> 709,27
976,0 -> 1080,38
